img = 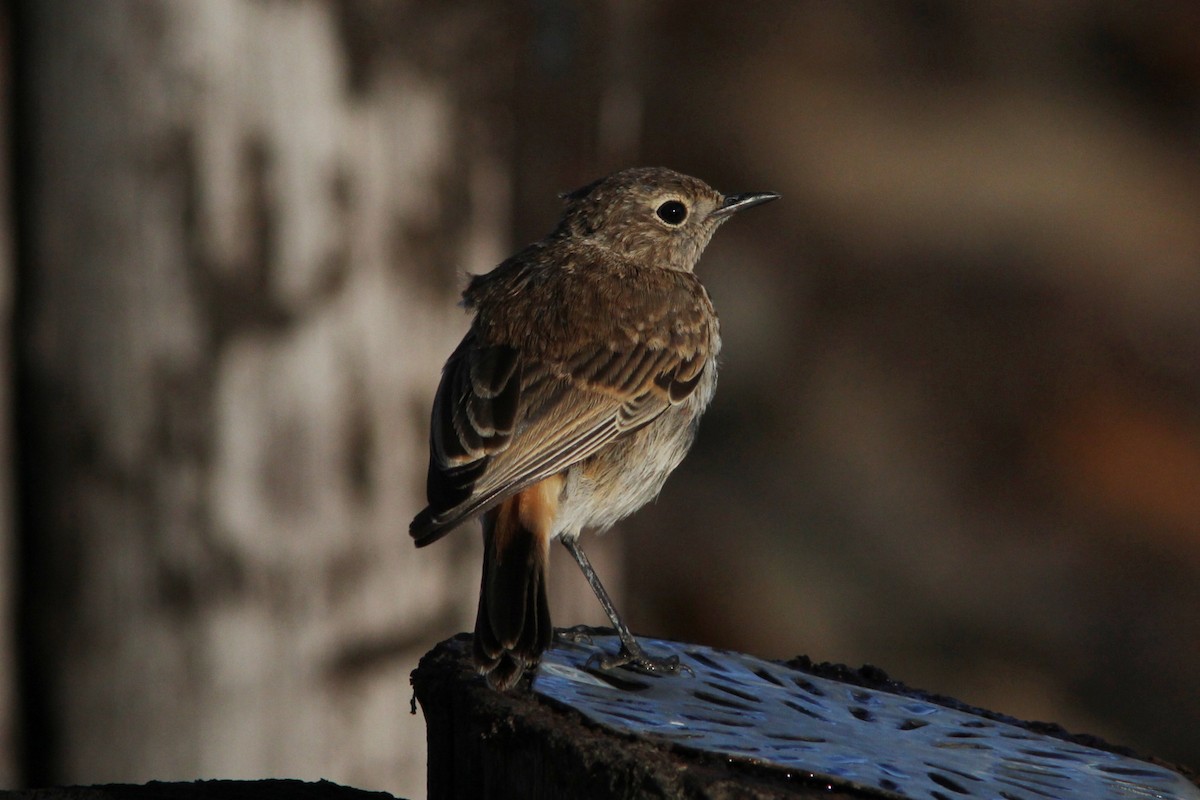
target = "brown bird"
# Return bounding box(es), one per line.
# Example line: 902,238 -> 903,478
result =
410,167 -> 778,690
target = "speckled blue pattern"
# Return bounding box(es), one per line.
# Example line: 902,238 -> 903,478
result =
535,635 -> 1199,800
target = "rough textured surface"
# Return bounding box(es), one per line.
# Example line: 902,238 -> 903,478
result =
536,633 -> 1200,800
783,654 -> 1199,789
414,633 -> 877,799
412,630 -> 1200,800
787,655 -> 1197,791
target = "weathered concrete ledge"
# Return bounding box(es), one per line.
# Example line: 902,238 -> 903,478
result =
410,629 -> 1200,800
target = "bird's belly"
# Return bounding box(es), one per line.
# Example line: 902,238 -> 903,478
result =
554,367 -> 716,537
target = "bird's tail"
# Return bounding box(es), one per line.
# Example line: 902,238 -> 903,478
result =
473,488 -> 555,691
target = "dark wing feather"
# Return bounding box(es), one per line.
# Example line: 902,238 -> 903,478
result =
422,338 -> 520,517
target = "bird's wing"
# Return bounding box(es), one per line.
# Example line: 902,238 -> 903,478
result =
410,285 -> 713,546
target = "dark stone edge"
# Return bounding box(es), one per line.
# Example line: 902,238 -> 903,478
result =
411,632 -> 875,799
0,778 -> 403,800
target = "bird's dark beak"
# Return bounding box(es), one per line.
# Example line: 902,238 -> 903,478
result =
710,191 -> 781,219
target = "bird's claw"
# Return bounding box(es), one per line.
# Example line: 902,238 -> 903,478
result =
586,647 -> 693,677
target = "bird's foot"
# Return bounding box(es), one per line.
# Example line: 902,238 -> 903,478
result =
586,644 -> 692,678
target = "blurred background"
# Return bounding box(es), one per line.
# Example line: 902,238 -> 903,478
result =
3,1 -> 1199,797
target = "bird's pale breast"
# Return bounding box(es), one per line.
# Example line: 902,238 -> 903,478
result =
553,343 -> 719,539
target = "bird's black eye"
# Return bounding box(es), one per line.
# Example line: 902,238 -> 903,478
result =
655,200 -> 688,226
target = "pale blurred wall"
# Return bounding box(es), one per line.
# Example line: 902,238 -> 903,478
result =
10,1 -> 646,795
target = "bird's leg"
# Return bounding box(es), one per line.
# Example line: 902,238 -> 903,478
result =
560,536 -> 685,676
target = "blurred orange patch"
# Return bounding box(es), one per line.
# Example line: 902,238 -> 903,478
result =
1051,384 -> 1200,543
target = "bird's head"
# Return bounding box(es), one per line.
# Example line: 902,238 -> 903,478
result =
556,167 -> 779,272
